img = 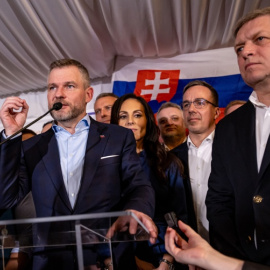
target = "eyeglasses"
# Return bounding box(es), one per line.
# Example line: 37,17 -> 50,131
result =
181,98 -> 217,111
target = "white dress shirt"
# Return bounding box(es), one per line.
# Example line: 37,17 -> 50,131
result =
249,91 -> 270,172
187,131 -> 215,241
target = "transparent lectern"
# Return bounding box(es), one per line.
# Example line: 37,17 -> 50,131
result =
0,211 -> 150,269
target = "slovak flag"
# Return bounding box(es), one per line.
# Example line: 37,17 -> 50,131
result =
112,47 -> 252,118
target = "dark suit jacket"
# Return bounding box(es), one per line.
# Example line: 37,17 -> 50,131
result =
242,261 -> 270,270
171,142 -> 197,232
0,117 -> 155,269
206,101 -> 270,265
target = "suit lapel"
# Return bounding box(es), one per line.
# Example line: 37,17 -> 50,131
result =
237,102 -> 258,184
38,130 -> 72,211
178,141 -> 190,179
73,118 -> 109,212
238,102 -> 270,181
258,134 -> 270,179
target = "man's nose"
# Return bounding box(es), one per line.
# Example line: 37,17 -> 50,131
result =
101,108 -> 107,117
242,42 -> 255,58
55,87 -> 65,98
188,102 -> 196,112
167,118 -> 173,124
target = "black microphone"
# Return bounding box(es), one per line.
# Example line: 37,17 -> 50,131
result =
0,102 -> 62,146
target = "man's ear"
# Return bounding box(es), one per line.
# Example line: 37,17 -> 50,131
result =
86,87 -> 94,103
214,107 -> 220,119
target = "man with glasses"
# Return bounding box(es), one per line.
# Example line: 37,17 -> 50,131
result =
156,102 -> 186,151
172,80 -> 220,240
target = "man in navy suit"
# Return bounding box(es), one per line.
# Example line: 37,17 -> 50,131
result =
206,7 -> 270,266
0,59 -> 156,269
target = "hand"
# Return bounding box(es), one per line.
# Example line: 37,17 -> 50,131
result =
165,220 -> 211,268
0,97 -> 28,136
165,221 -> 244,270
106,209 -> 158,244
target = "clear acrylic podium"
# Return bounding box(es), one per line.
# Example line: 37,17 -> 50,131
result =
0,211 -> 150,269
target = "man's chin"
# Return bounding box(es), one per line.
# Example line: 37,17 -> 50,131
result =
53,116 -> 72,122
51,111 -> 72,122
51,108 -> 85,122
164,132 -> 176,137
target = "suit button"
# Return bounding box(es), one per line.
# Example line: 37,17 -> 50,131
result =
246,235 -> 253,244
253,195 -> 263,203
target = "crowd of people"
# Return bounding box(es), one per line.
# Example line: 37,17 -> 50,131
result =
0,6 -> 269,270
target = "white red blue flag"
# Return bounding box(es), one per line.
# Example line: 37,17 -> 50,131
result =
112,47 -> 252,118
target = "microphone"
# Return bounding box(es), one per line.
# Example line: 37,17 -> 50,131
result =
52,102 -> 62,111
0,102 -> 62,146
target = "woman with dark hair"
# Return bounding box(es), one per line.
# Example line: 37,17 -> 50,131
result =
111,93 -> 188,270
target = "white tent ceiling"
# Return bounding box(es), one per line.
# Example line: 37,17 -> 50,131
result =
1,0 -> 269,99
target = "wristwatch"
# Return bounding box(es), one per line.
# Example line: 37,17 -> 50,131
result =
104,261 -> 113,270
159,258 -> 175,270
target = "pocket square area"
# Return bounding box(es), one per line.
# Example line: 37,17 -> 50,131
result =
101,155 -> 119,159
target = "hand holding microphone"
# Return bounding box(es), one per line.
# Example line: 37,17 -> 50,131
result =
0,97 -> 29,136
0,97 -> 62,146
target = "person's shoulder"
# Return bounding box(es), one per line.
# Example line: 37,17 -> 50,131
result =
171,141 -> 188,156
217,101 -> 253,129
173,141 -> 187,151
22,128 -> 54,147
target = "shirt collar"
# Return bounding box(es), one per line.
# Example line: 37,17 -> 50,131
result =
187,130 -> 215,148
52,114 -> 90,134
163,144 -> 171,151
249,91 -> 270,109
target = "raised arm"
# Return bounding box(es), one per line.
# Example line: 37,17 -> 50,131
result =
0,97 -> 29,208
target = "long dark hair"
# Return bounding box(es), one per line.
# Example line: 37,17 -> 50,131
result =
111,93 -> 184,182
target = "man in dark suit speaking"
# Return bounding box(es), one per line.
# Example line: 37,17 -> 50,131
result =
206,7 -> 270,266
0,59 -> 156,269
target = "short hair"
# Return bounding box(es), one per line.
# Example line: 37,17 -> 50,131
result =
157,102 -> 182,115
234,7 -> 270,37
49,59 -> 90,88
95,92 -> 118,102
224,100 -> 246,115
183,80 -> 219,106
